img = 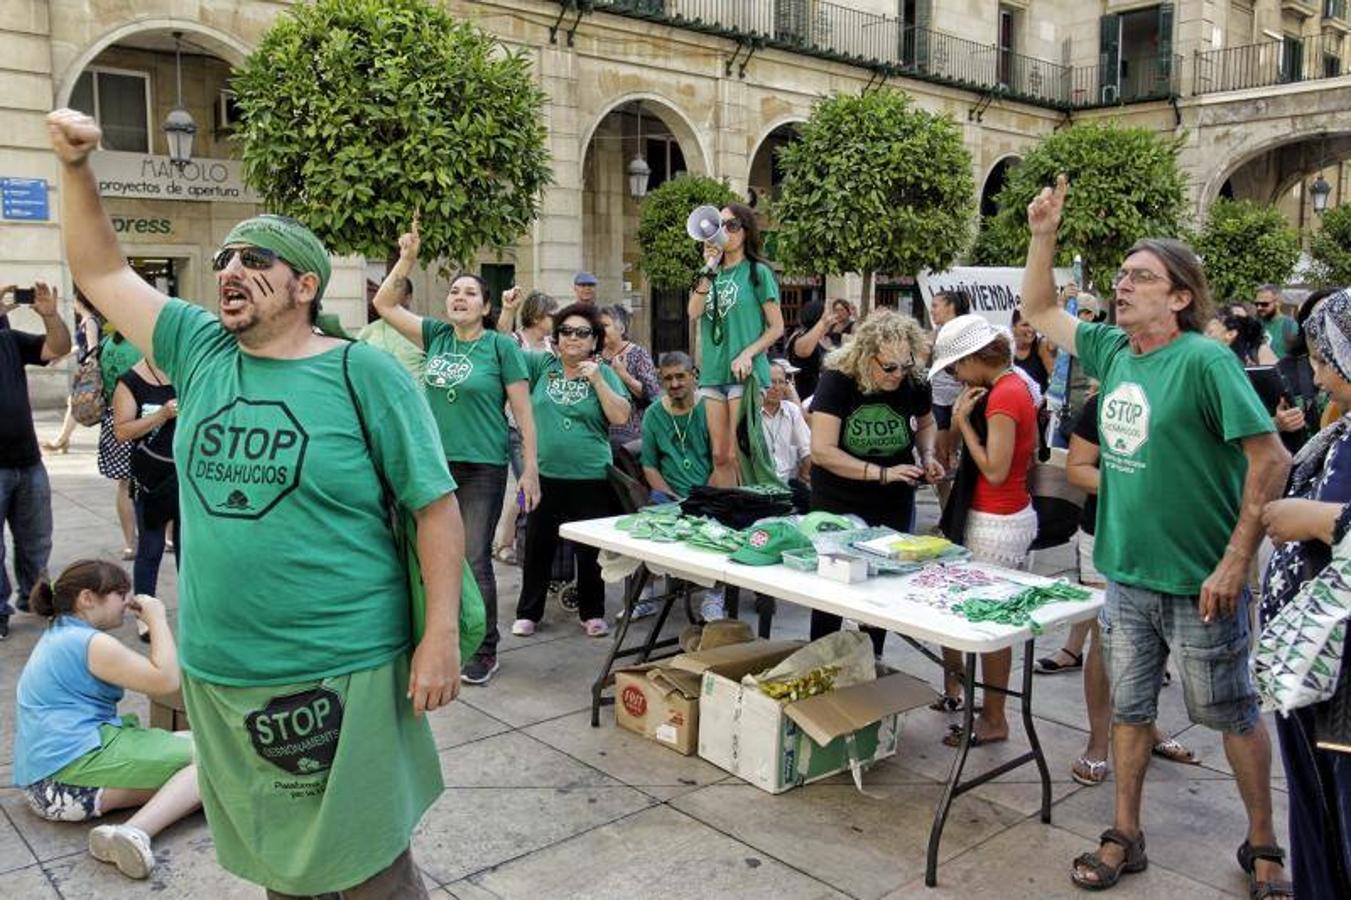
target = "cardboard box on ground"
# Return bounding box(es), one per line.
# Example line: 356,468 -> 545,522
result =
615,632 -> 936,793
149,689 -> 190,732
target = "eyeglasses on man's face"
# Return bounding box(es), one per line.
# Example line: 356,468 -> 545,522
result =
1112,267 -> 1170,288
213,245 -> 294,273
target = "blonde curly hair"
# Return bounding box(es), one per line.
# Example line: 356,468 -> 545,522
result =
822,309 -> 928,393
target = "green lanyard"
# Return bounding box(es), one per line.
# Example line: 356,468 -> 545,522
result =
953,581 -> 1091,635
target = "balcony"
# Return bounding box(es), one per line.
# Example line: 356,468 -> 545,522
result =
1194,32 -> 1347,95
586,2 -> 1338,110
1327,0 -> 1351,33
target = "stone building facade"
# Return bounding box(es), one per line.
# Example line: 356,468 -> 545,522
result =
3,0 -> 1349,402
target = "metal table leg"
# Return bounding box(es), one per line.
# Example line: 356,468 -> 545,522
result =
590,566 -> 650,727
923,638 -> 1053,886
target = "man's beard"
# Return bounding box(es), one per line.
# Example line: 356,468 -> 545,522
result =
226,280 -> 300,343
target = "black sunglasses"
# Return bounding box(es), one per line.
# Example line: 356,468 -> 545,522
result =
213,246 -> 292,273
720,218 -> 744,233
558,325 -> 595,339
875,354 -> 914,374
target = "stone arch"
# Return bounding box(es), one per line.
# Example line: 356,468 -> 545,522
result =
1201,129 -> 1351,213
578,92 -> 711,186
747,114 -> 809,165
54,19 -> 252,108
980,154 -> 1022,218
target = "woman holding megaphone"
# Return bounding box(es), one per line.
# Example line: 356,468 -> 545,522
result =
687,203 -> 784,486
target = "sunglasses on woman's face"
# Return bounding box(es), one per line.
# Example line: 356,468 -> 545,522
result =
558,325 -> 594,339
875,354 -> 913,375
720,218 -> 744,233
212,245 -> 290,273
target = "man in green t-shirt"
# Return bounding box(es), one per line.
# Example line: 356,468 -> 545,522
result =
640,351 -> 712,501
1021,176 -> 1293,894
49,109 -> 463,897
1255,284 -> 1297,361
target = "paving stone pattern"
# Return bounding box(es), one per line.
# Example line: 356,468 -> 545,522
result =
0,412 -> 1275,897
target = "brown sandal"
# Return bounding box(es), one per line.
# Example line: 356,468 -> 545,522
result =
1071,828 -> 1147,890
1237,841 -> 1294,899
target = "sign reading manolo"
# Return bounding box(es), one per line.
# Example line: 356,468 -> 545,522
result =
93,150 -> 260,203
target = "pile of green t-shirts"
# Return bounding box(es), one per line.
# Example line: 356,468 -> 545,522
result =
615,504 -> 747,553
953,580 -> 1091,635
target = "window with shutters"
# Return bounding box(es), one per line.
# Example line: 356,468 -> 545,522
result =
1098,4 -> 1175,103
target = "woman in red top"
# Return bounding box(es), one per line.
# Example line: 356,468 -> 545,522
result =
929,315 -> 1039,747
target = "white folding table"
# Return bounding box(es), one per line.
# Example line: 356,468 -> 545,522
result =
561,515 -> 1104,887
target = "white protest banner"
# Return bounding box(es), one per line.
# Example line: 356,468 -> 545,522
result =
92,150 -> 260,204
917,266 -> 1074,330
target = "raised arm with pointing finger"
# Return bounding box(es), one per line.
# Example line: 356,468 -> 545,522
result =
1019,174 -> 1080,356
48,109 -> 166,356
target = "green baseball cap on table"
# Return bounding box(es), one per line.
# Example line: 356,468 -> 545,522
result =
730,520 -> 814,566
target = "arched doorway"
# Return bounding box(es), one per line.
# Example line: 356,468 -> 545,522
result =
56,24 -> 260,308
980,155 -> 1021,220
1211,133 -> 1351,243
747,122 -> 818,333
581,96 -> 708,356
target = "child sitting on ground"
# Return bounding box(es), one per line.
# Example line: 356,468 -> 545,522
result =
13,559 -> 200,880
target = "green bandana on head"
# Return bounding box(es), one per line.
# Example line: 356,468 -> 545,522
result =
222,214 -> 332,302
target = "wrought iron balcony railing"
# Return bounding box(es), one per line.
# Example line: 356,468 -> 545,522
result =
574,1 -> 1343,109
1194,32 -> 1347,95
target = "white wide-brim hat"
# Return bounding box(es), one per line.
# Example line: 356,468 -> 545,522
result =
929,314 -> 1002,374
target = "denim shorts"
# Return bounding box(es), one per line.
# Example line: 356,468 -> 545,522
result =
698,383 -> 745,401
1099,580 -> 1259,734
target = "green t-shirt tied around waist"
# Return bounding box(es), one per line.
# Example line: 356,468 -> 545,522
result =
640,399 -> 712,497
699,259 -> 779,388
525,350 -> 626,480
98,334 -> 142,405
1075,322 -> 1275,595
181,657 -> 442,895
152,299 -> 456,686
420,320 -> 527,466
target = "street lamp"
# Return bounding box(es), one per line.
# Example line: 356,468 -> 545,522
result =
627,101 -> 650,200
162,31 -> 197,170
1311,173 -> 1332,215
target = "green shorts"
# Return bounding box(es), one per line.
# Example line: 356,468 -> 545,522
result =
53,714 -> 194,790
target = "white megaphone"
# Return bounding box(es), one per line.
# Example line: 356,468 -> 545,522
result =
686,205 -> 728,248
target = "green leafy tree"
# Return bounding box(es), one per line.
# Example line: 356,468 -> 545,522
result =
636,175 -> 740,290
1194,199 -> 1300,302
1311,204 -> 1351,286
232,0 -> 552,267
972,121 -> 1187,291
774,90 -> 974,312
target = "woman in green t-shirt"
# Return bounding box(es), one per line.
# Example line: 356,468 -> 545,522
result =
374,225 -> 541,686
687,203 -> 784,487
514,303 -> 631,638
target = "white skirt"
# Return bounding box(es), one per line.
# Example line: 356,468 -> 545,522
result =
964,504 -> 1037,569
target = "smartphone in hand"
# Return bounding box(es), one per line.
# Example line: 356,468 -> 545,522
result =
12,287 -> 35,304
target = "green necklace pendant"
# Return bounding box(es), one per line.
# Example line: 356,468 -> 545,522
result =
563,418 -> 573,431
446,387 -> 458,404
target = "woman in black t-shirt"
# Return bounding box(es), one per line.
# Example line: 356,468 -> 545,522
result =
786,299 -> 832,400
808,310 -> 942,654
112,359 -> 179,606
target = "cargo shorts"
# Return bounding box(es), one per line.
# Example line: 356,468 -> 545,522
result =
1099,580 -> 1260,735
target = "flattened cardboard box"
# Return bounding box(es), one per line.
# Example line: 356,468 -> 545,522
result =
614,640 -> 804,755
698,650 -> 936,794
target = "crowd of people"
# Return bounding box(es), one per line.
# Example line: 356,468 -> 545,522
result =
0,109 -> 1346,898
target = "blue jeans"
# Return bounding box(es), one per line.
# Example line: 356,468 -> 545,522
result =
449,462 -> 507,656
1100,580 -> 1260,734
0,463 -> 53,615
133,497 -> 179,596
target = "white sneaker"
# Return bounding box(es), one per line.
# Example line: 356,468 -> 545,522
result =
89,824 -> 155,879
617,600 -> 660,621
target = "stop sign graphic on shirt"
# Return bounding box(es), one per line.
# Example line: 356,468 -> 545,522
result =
187,398 -> 309,519
1099,382 -> 1151,456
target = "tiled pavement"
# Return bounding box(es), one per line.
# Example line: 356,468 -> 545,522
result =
0,410 -> 1279,898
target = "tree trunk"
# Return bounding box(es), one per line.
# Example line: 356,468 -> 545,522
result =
860,269 -> 874,316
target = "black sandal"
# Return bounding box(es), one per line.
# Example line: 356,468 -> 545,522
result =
1071,828 -> 1147,890
1236,841 -> 1294,899
1034,648 -> 1083,674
